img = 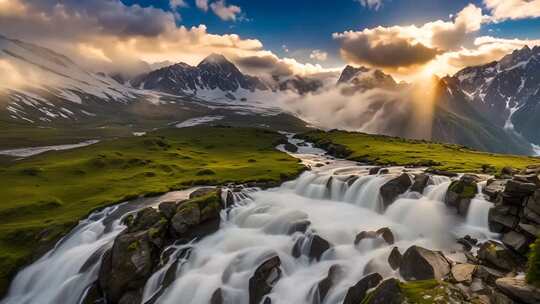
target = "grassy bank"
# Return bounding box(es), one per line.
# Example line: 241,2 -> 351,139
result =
0,126 -> 304,296
299,130 -> 540,173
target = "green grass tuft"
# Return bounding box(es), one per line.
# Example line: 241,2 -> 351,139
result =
527,236 -> 540,287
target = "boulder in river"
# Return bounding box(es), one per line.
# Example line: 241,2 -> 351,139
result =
379,174 -> 412,208
311,265 -> 344,304
387,247 -> 402,270
410,173 -> 430,193
399,245 -> 450,281
362,278 -> 403,304
369,167 -> 382,175
308,235 -> 332,261
445,174 -> 479,215
249,255 -> 282,304
343,273 -> 383,304
450,263 -> 476,285
477,240 -> 523,272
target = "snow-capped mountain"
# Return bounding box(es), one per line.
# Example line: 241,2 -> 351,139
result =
131,54 -> 324,98
131,54 -> 269,96
337,65 -> 397,91
452,46 -> 540,145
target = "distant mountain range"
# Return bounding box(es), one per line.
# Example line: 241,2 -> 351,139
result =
0,34 -> 538,155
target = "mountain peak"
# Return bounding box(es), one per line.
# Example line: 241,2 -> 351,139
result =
199,53 -> 232,66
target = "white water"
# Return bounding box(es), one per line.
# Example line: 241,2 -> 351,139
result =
2,138 -> 496,304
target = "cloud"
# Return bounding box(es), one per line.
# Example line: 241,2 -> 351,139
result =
310,50 -> 328,61
356,0 -> 384,11
333,4 -> 485,75
170,0 -> 188,9
484,0 -> 540,21
0,0 -> 329,79
210,0 -> 242,21
196,0 -> 209,12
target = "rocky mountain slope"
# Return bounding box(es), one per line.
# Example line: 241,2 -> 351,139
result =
452,46 -> 540,145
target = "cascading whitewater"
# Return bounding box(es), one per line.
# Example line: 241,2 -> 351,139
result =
1,140 -> 496,304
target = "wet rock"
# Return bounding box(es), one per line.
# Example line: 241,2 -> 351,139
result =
501,231 -> 531,254
411,173 -> 430,193
518,222 -> 540,238
477,241 -> 522,272
312,265 -> 344,304
495,277 -> 540,304
399,245 -> 451,281
343,273 -> 383,304
369,167 -> 381,175
524,206 -> 540,225
189,187 -> 217,199
380,174 -> 412,208
158,201 -> 177,220
249,256 -> 282,304
308,235 -> 331,261
387,247 -> 402,270
99,231 -> 158,304
354,231 -> 378,245
425,169 -> 458,178
504,180 -> 537,197
171,204 -> 201,235
445,175 -> 478,215
501,167 -> 515,176
473,265 -> 504,285
362,278 -> 403,304
457,235 -> 478,251
379,168 -> 389,175
513,174 -> 540,186
118,291 -> 142,304
451,264 -> 476,285
80,282 -> 103,304
376,227 -> 394,245
527,190 -> 540,214
488,205 -> 519,233
210,288 -> 223,304
287,220 -> 311,235
283,142 -> 298,153
490,290 -> 515,304
292,237 -> 304,258
483,179 -> 508,201
124,207 -> 162,233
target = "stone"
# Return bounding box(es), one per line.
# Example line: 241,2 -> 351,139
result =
308,235 -> 332,261
376,227 -> 395,245
158,201 -> 177,219
477,241 -> 521,272
99,231 -> 158,304
518,222 -> 540,238
527,190 -> 540,215
118,291 -> 142,304
287,220 -> 311,235
379,174 -> 412,208
312,265 -> 344,304
399,245 -> 450,281
125,207 -> 162,233
501,167 -> 515,176
451,264 -> 476,285
379,168 -> 389,174
483,179 -> 508,201
170,204 -> 201,236
445,175 -> 478,215
513,174 -> 540,186
504,180 -> 536,197
189,187 -> 217,199
457,235 -> 478,251
283,142 -> 298,153
495,277 -> 540,304
292,236 -> 304,258
210,288 -> 223,304
354,231 -> 378,245
473,265 -> 504,285
488,205 -> 519,233
490,290 -> 515,304
249,256 -> 282,304
524,206 -> 540,225
362,278 -> 404,304
410,173 -> 430,193
369,167 -> 382,175
502,231 -> 531,254
388,247 -> 402,270
343,273 -> 383,304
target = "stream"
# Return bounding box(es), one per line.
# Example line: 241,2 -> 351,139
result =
1,136 -> 496,304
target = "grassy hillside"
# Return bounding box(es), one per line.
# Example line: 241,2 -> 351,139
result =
0,126 -> 304,296
299,130 -> 540,173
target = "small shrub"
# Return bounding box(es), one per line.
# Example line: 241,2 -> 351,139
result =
196,169 -> 216,176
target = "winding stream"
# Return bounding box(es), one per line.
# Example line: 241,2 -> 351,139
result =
2,137 -> 496,304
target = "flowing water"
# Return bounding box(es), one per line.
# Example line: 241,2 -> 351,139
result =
2,138 -> 497,304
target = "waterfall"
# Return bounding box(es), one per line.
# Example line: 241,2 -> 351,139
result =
464,182 -> 494,236
1,205 -> 124,304
3,144 -> 499,304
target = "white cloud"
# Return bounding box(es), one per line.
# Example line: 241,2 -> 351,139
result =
310,50 -> 328,61
356,0 -> 384,11
484,0 -> 540,21
170,0 -> 188,9
195,0 -> 209,12
210,0 -> 242,21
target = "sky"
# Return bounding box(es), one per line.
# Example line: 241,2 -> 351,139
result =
1,0 -> 540,80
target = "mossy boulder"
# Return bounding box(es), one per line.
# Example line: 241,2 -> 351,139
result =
445,174 -> 479,215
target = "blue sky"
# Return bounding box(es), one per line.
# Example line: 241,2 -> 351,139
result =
122,0 -> 540,67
